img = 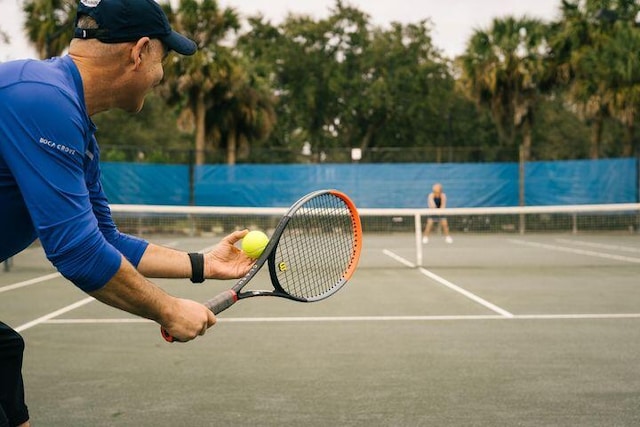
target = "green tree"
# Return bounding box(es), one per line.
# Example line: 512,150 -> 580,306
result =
236,16 -> 300,162
204,57 -> 277,164
531,96 -> 591,159
160,0 -> 241,165
23,0 -> 76,59
548,0 -> 640,158
93,93 -> 192,163
161,0 -> 277,165
357,21 -> 453,156
459,16 -> 550,162
596,2 -> 640,156
238,2 -> 464,163
275,14 -> 344,160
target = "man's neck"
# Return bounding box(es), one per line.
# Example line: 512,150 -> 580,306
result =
68,44 -> 130,116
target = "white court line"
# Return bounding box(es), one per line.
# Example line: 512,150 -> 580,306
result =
418,268 -> 514,318
383,249 -> 514,318
0,272 -> 61,294
382,249 -> 415,268
509,239 -> 640,264
555,238 -> 640,254
41,313 -> 640,324
46,318 -> 151,324
15,297 -> 95,332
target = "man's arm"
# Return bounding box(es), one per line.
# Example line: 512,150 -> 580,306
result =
1,83 -> 213,341
86,145 -> 254,281
89,255 -> 215,341
137,230 -> 255,280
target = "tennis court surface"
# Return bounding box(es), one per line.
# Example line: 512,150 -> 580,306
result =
2,230 -> 640,426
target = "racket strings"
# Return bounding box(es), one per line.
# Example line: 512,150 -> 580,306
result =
275,193 -> 357,300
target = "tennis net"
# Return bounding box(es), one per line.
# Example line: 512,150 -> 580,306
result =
109,203 -> 640,266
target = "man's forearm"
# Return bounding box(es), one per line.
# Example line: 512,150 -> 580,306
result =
133,230 -> 253,282
136,243 -> 192,279
89,254 -> 175,323
88,254 -> 215,341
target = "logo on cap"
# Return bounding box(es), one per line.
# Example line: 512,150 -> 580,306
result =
80,0 -> 101,7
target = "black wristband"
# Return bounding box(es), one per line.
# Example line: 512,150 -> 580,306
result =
188,252 -> 205,284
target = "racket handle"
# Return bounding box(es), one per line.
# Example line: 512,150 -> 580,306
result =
160,290 -> 238,343
204,289 -> 238,315
161,327 -> 175,343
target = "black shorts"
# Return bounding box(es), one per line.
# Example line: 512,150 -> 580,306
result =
0,322 -> 29,426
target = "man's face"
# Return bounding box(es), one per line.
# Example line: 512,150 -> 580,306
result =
126,39 -> 166,113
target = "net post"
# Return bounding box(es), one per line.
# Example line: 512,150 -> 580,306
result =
572,213 -> 578,234
415,212 -> 423,267
188,149 -> 195,206
519,144 -> 526,235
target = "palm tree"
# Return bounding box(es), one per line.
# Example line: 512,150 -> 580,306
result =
550,0 -> 607,159
23,0 -> 76,59
202,55 -> 277,164
597,3 -> 640,156
549,0 -> 640,158
160,0 -> 242,165
459,16 -> 549,162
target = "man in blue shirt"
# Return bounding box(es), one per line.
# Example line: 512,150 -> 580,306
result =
0,1 -> 255,425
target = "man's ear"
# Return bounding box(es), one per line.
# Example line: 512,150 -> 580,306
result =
131,37 -> 151,69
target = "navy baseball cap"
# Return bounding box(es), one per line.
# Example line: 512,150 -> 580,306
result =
73,0 -> 197,55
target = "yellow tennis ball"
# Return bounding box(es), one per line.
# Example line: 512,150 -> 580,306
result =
242,230 -> 269,259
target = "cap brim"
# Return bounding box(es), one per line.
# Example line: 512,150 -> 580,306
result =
163,31 -> 197,56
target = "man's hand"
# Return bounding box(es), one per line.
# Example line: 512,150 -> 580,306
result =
161,298 -> 216,342
90,256 -> 215,342
204,229 -> 256,280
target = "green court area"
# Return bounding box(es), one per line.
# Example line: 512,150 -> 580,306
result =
2,232 -> 640,426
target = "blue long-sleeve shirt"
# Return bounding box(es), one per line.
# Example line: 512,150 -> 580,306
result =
0,55 -> 148,291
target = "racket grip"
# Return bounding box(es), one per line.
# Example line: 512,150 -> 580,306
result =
160,290 -> 238,343
161,327 -> 175,343
204,289 -> 238,315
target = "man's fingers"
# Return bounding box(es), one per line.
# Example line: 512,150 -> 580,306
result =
206,310 -> 216,328
222,229 -> 249,245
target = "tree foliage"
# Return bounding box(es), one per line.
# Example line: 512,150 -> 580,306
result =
16,0 -> 640,164
459,16 -> 550,161
548,0 -> 640,158
23,0 -> 76,59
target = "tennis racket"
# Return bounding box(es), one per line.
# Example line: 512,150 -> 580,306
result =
161,189 -> 362,342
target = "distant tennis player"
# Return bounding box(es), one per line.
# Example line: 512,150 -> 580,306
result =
422,183 -> 453,244
0,1 -> 256,425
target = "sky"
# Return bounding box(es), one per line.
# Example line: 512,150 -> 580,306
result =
0,0 -> 562,61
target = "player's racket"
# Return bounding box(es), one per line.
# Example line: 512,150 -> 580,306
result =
161,189 -> 362,342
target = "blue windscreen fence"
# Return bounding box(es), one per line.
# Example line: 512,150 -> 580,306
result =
101,157 -> 638,208
101,163 -> 190,205
524,158 -> 637,206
